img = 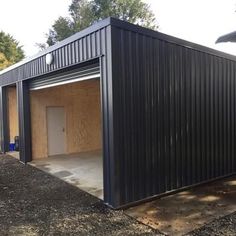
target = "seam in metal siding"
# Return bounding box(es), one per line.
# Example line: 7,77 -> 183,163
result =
111,26 -> 236,206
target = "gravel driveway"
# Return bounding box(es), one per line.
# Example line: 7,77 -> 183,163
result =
0,155 -> 159,236
1,154 -> 235,236
187,212 -> 236,236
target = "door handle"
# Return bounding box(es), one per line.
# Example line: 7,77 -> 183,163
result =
62,128 -> 65,132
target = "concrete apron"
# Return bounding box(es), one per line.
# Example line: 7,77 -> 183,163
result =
29,150 -> 103,200
126,175 -> 236,236
6,151 -> 19,160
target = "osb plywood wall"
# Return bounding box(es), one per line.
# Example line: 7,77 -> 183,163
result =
7,87 -> 19,143
30,79 -> 102,159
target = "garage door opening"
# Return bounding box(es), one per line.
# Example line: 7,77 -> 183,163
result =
29,66 -> 103,199
6,85 -> 19,159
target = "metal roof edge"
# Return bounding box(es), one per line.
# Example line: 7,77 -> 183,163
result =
109,17 -> 236,62
0,17 -> 112,76
2,16 -> 236,77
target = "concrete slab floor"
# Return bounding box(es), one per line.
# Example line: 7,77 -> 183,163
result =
7,151 -> 19,160
126,175 -> 236,236
30,150 -> 103,200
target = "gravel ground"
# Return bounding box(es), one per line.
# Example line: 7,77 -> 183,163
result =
1,155 -> 235,236
187,212 -> 236,236
0,155 -> 160,236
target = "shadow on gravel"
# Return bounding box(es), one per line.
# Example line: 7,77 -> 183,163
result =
0,155 -> 160,236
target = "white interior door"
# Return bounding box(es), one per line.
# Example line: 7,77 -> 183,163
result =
47,107 -> 65,156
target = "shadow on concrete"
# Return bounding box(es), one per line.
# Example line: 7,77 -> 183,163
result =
29,150 -> 104,199
126,176 -> 236,236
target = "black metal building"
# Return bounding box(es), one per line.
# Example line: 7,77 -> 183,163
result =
0,17 -> 236,208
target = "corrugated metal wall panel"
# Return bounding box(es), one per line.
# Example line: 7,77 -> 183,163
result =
111,26 -> 236,206
0,34 -> 103,86
0,23 -> 117,208
0,86 -> 9,153
2,17 -> 236,208
17,81 -> 32,163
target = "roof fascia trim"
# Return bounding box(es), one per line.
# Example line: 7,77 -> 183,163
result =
109,17 -> 236,62
0,17 -> 111,76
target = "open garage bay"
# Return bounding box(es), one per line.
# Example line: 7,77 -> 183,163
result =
30,150 -> 103,199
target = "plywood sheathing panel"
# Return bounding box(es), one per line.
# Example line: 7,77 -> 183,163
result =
7,87 -> 19,143
30,79 -> 101,159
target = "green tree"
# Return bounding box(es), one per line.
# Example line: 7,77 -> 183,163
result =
46,0 -> 157,46
0,53 -> 11,70
47,17 -> 74,45
0,31 -> 24,70
92,0 -> 157,28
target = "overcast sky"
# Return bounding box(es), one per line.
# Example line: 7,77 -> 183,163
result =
1,0 -> 236,57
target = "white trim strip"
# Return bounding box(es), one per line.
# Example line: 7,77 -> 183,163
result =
30,73 -> 100,90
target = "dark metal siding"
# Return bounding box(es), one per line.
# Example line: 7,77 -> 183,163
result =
0,29 -> 107,86
0,87 -> 9,152
2,18 -> 236,208
0,23 -> 116,207
17,81 -> 32,163
111,26 -> 236,207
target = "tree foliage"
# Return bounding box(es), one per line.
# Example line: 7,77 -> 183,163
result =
92,0 -> 157,28
46,0 -> 157,46
47,17 -> 74,45
0,31 -> 24,70
0,53 -> 11,70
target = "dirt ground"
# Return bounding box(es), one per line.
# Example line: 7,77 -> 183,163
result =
0,155 -> 159,236
126,175 -> 236,235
